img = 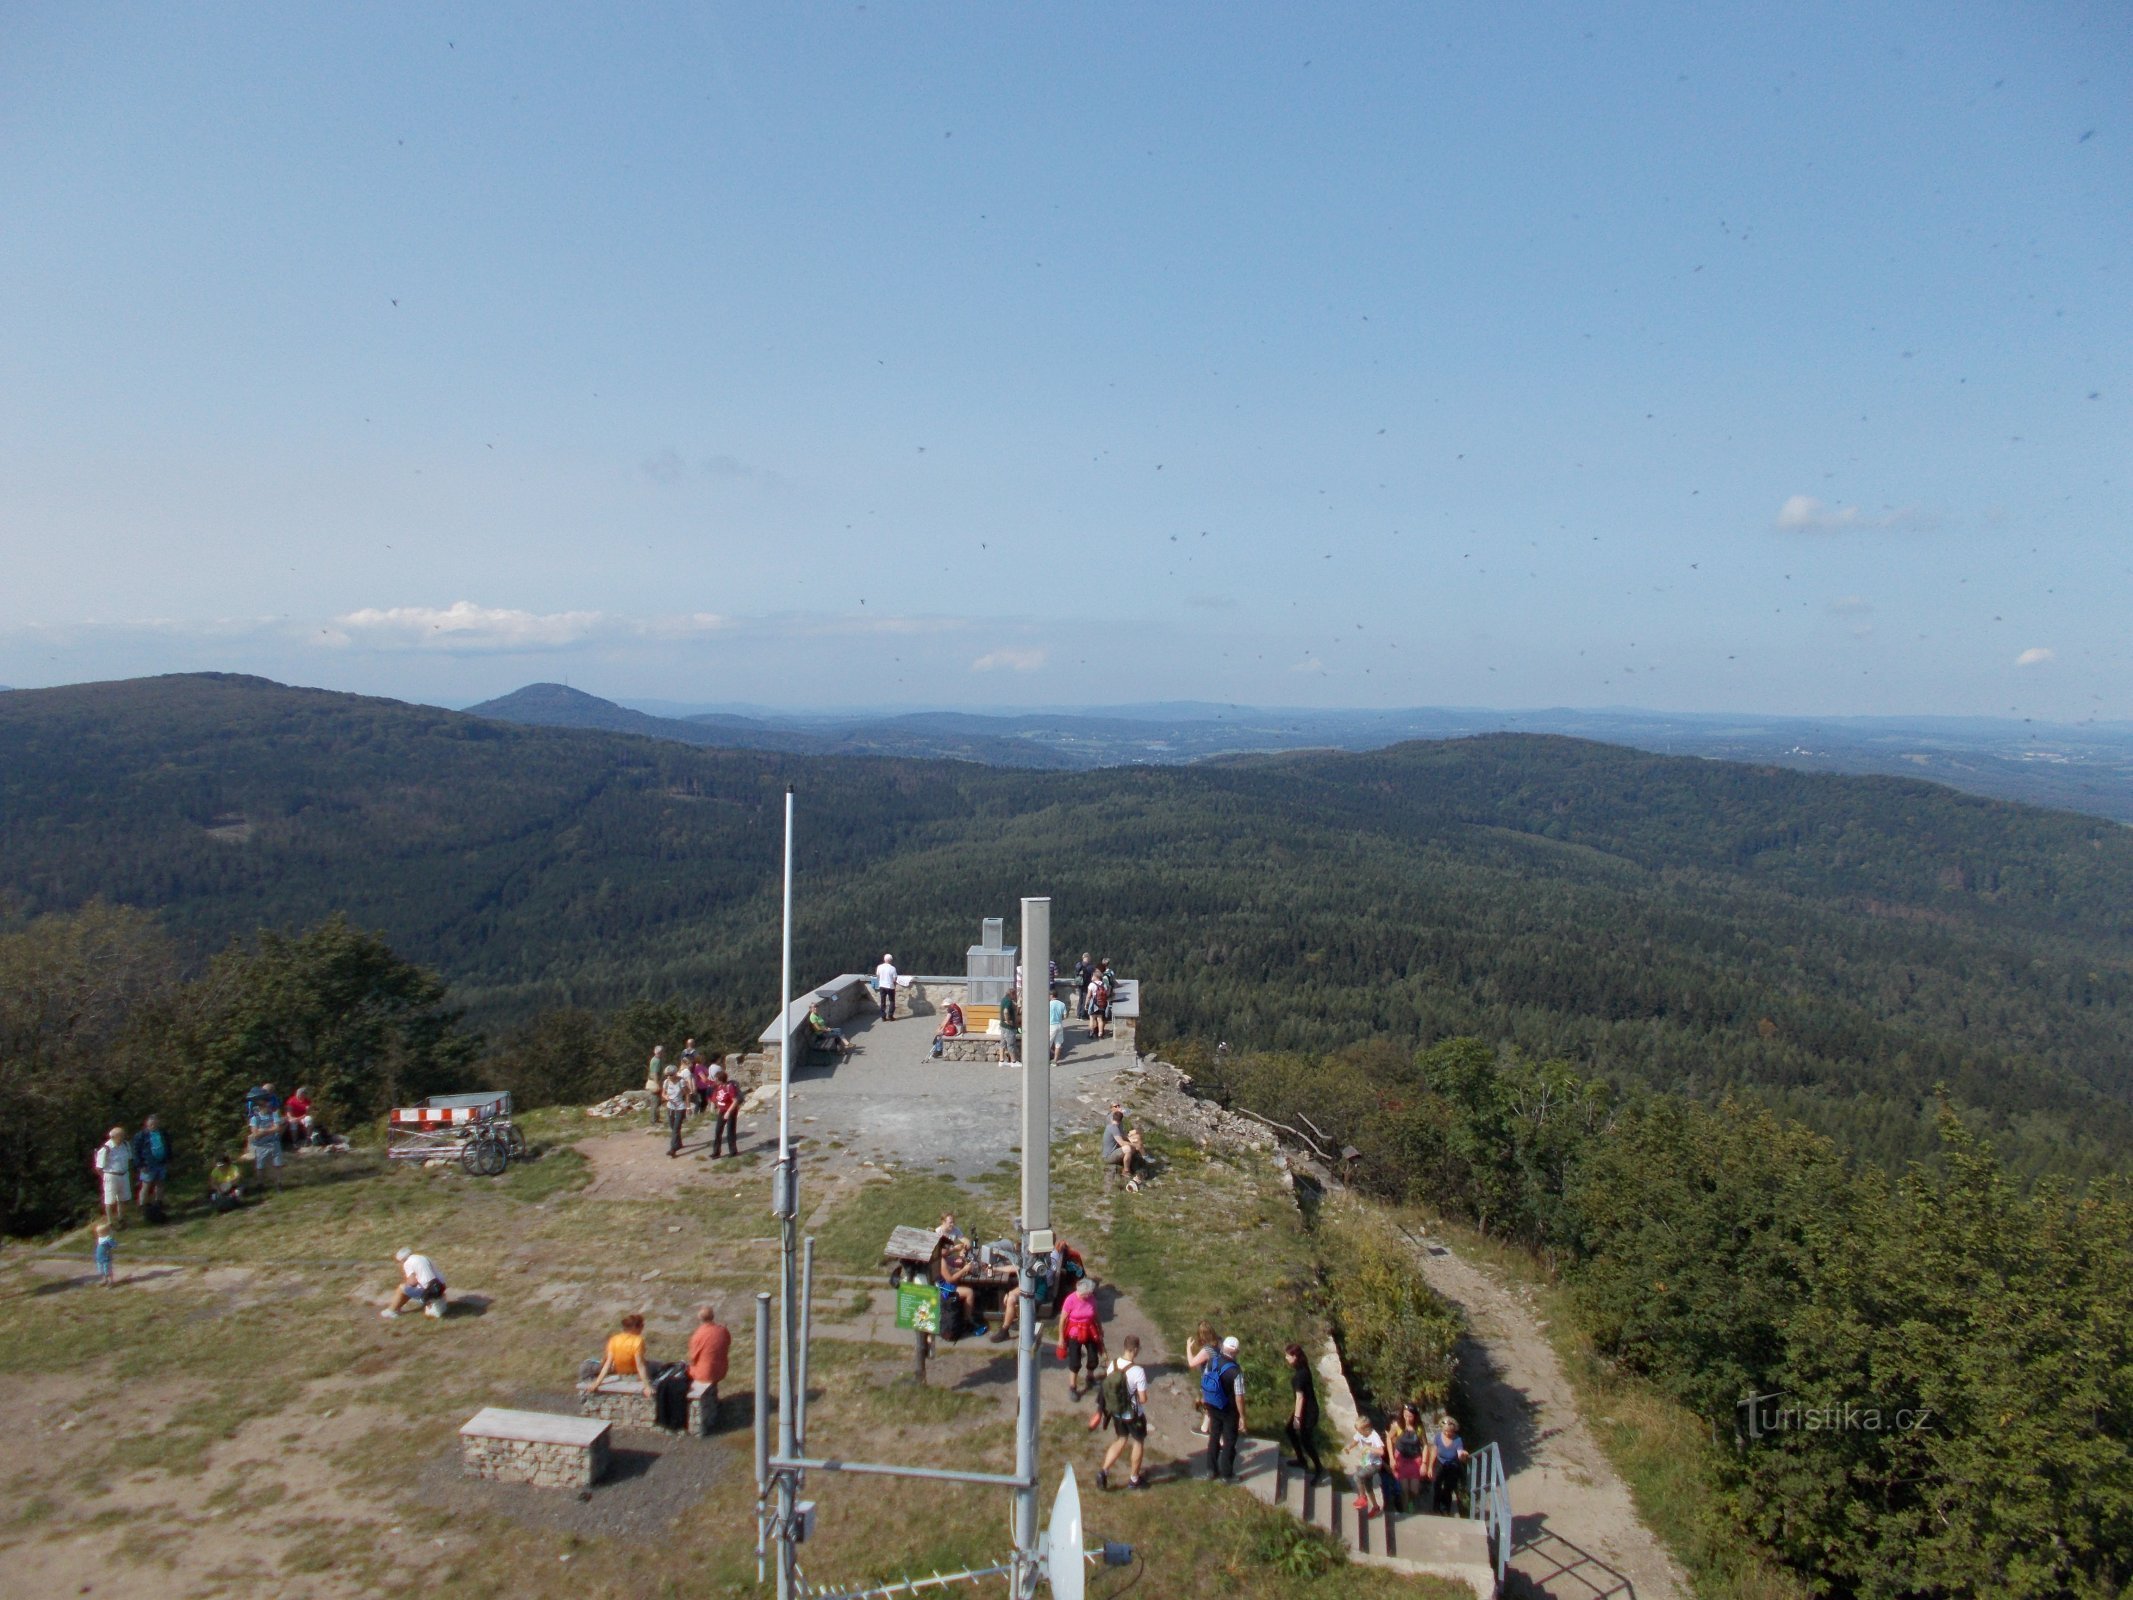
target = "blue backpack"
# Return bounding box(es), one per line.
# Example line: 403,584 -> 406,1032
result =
1201,1354 -> 1239,1410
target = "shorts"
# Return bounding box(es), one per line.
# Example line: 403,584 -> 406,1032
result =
100,1173 -> 131,1205
1049,1028 -> 1065,1050
138,1166 -> 167,1185
1110,1412 -> 1148,1440
250,1141 -> 283,1171
408,1278 -> 446,1302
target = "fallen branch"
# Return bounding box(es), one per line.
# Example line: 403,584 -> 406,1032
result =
1230,1105 -> 1335,1166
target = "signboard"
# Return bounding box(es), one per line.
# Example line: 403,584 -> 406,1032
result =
896,1280 -> 939,1333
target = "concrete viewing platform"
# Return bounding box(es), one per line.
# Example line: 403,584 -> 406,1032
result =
764,982 -> 1141,1178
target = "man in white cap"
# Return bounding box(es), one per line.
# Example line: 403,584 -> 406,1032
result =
1200,1334 -> 1247,1481
382,1247 -> 447,1319
874,952 -> 900,1021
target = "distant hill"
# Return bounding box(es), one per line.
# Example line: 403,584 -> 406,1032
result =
7,671 -> 2133,1176
469,684 -> 2133,822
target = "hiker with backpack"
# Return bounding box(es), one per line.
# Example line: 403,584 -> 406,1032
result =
1202,1334 -> 1247,1481
1092,1333 -> 1150,1491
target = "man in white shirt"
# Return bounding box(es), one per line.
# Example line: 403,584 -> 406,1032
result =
93,1126 -> 135,1228
383,1247 -> 448,1319
874,954 -> 900,1021
1096,1334 -> 1150,1491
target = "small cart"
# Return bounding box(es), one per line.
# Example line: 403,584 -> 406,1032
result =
387,1091 -> 524,1176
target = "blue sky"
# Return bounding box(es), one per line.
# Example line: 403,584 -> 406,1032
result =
1,3 -> 2125,717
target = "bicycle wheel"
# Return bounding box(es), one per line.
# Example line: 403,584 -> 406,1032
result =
459,1138 -> 487,1176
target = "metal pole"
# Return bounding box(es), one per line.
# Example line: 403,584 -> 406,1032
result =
776,790 -> 799,1600
755,1291 -> 772,1584
796,1234 -> 816,1453
1013,897 -> 1052,1598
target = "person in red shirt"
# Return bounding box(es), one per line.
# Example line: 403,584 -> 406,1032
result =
687,1304 -> 732,1434
709,1063 -> 743,1158
283,1087 -> 314,1145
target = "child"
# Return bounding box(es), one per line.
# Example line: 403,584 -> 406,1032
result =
1351,1413 -> 1387,1518
94,1222 -> 115,1287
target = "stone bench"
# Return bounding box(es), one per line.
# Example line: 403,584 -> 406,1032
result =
461,1407 -> 610,1489
578,1375 -> 717,1435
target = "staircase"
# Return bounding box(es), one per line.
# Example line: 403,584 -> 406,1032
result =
1234,1436 -> 1501,1597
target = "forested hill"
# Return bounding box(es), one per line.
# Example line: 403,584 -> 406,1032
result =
6,671 -> 2133,1175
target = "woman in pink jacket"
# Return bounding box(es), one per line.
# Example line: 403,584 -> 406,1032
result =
1059,1276 -> 1105,1399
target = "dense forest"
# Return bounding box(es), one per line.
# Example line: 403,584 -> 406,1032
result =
5,672 -> 2133,1179
1193,1037 -> 2133,1600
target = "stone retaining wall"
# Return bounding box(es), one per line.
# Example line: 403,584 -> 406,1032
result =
461,1428 -> 608,1489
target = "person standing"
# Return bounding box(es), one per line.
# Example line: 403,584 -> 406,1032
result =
874,953 -> 900,1020
247,1097 -> 285,1194
690,1052 -> 715,1117
1201,1334 -> 1247,1481
997,987 -> 1020,1065
1283,1343 -> 1325,1480
1389,1402 -> 1428,1512
93,1222 -> 116,1286
1084,970 -> 1107,1040
1350,1413 -> 1387,1518
1074,953 -> 1095,1018
664,1068 -> 691,1158
93,1126 -> 134,1227
1094,1334 -> 1150,1491
1048,990 -> 1068,1064
1059,1277 -> 1105,1399
686,1304 -> 732,1433
646,1044 -> 667,1126
1428,1416 -> 1469,1513
1186,1321 -> 1218,1435
132,1117 -> 172,1221
709,1063 -> 742,1158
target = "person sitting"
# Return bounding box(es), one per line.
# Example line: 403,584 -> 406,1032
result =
1100,1106 -> 1147,1187
937,1238 -> 983,1336
938,1000 -> 966,1038
208,1153 -> 246,1213
283,1086 -> 315,1144
935,1211 -> 964,1245
381,1247 -> 448,1319
993,1237 -> 1083,1340
579,1312 -> 667,1397
806,1006 -> 849,1056
686,1304 -> 731,1433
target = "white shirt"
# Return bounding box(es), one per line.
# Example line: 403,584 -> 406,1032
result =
402,1253 -> 440,1287
95,1141 -> 133,1175
1113,1359 -> 1148,1419
875,960 -> 899,990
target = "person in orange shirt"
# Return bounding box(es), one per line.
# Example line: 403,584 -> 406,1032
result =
686,1304 -> 732,1434
579,1312 -> 665,1398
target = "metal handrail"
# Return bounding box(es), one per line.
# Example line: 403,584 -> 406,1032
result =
1465,1440 -> 1513,1593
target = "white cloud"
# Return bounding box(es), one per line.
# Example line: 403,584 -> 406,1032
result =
1774,496 -> 1918,533
970,647 -> 1047,673
1289,656 -> 1328,675
1828,595 -> 1872,614
2014,646 -> 2055,667
323,601 -> 727,653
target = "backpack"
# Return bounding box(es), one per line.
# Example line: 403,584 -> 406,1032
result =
1201,1355 -> 1238,1410
1098,1363 -> 1133,1421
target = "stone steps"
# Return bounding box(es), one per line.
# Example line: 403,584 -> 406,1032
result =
1233,1437 -> 1497,1597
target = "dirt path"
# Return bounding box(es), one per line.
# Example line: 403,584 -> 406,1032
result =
1409,1236 -> 1687,1600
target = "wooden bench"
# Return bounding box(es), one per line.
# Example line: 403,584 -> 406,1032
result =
461,1407 -> 610,1489
578,1375 -> 718,1435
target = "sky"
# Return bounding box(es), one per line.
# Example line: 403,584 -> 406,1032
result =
1,3 -> 2126,717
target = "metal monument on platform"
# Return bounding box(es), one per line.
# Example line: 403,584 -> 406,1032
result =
754,791 -> 1129,1599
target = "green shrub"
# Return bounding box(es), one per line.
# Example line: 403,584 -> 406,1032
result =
1313,1198 -> 1462,1414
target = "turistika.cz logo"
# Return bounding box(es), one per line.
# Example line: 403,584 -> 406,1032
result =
1739,1391 -> 1935,1439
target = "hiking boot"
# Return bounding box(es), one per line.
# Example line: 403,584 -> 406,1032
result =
1128,1475 -> 1147,1491
1096,1468 -> 1109,1491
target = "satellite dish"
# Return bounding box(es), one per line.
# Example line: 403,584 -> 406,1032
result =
1043,1465 -> 1084,1600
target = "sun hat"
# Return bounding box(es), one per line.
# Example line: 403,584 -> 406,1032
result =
1221,1335 -> 1240,1354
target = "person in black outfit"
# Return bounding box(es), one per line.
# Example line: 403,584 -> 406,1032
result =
1282,1342 -> 1325,1479
1202,1334 -> 1246,1481
1074,953 -> 1095,1018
